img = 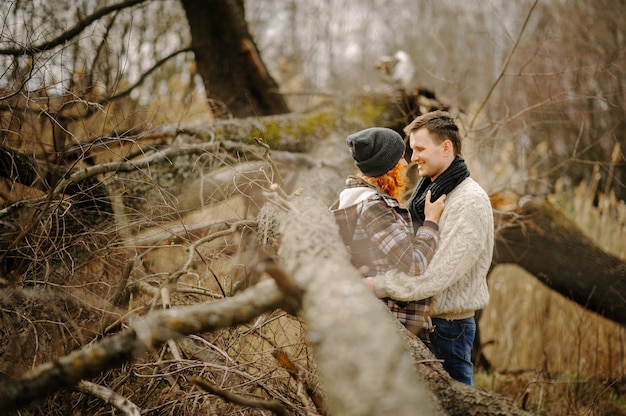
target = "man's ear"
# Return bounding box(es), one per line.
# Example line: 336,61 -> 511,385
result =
443,139 -> 453,155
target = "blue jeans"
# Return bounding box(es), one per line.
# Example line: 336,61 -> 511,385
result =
430,317 -> 476,386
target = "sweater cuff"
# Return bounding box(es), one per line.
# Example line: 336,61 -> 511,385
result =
422,220 -> 439,231
373,275 -> 390,298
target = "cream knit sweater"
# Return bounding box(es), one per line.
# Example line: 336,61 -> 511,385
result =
374,177 -> 493,320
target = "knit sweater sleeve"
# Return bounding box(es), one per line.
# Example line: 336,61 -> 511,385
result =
373,181 -> 492,302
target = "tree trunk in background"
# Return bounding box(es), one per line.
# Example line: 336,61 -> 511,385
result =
492,194 -> 626,326
180,0 -> 290,118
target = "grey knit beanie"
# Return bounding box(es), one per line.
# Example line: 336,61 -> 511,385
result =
346,127 -> 405,177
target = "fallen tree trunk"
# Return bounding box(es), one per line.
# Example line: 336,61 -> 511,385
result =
492,195 -> 626,326
260,196 -> 442,416
0,92 -> 426,281
401,328 -> 534,416
260,194 -> 533,416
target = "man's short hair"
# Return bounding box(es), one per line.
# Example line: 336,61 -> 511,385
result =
404,110 -> 463,156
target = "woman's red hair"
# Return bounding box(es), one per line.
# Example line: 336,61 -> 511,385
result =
360,161 -> 407,202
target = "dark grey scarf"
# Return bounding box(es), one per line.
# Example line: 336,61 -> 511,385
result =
408,156 -> 470,227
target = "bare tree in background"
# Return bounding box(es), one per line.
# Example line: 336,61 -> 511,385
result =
181,0 -> 290,118
512,0 -> 626,200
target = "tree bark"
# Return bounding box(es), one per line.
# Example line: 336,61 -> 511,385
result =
260,196 -> 442,416
180,0 -> 290,118
401,328 -> 533,416
492,194 -> 626,326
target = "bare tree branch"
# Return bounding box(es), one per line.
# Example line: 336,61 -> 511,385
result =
76,380 -> 141,416
0,0 -> 148,55
86,47 -> 194,116
0,47 -> 194,125
469,0 -> 539,129
0,279 -> 294,413
190,376 -> 292,416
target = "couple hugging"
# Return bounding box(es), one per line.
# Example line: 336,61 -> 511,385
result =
331,111 -> 494,386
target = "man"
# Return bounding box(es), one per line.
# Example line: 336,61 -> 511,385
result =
331,127 -> 445,338
363,111 -> 494,386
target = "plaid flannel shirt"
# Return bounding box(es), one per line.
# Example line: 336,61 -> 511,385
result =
330,177 -> 439,334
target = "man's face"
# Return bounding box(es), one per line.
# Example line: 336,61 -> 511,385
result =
409,128 -> 450,181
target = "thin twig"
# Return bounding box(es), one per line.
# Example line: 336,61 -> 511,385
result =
469,0 -> 539,129
255,137 -> 285,187
190,376 -> 293,416
112,260 -> 134,306
76,380 -> 141,416
169,219 -> 257,284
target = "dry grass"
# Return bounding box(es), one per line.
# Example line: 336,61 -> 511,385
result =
478,176 -> 626,415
